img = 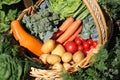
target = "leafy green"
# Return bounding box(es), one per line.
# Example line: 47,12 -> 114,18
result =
80,15 -> 98,40
98,0 -> 120,20
0,0 -> 21,9
0,34 -> 29,80
0,9 -> 18,32
0,34 -> 21,57
0,54 -> 29,80
49,0 -> 89,19
22,9 -> 61,42
0,0 -> 21,33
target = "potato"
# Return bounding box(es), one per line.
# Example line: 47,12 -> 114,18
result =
61,52 -> 72,63
52,63 -> 63,71
39,53 -> 50,64
51,44 -> 65,57
73,51 -> 85,63
41,39 -> 56,53
63,62 -> 71,71
47,54 -> 61,65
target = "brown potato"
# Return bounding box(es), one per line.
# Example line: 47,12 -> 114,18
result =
39,53 -> 50,64
52,63 -> 63,71
61,52 -> 72,63
51,44 -> 65,57
63,62 -> 71,71
47,54 -> 61,65
41,39 -> 56,53
73,51 -> 85,63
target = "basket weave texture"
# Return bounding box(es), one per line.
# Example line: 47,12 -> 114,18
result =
16,0 -> 113,80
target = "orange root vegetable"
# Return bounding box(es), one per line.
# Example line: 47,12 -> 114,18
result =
64,24 -> 83,45
10,20 -> 43,57
52,17 -> 74,39
56,19 -> 82,44
59,17 -> 74,31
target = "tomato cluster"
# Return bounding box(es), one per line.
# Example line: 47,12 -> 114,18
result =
64,36 -> 98,56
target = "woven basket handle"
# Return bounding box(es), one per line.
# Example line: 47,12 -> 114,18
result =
83,0 -> 108,45
17,0 -> 44,21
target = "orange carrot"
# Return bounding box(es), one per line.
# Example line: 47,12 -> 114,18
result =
63,24 -> 83,45
59,17 -> 74,31
10,20 -> 43,57
52,17 -> 74,39
56,19 -> 82,44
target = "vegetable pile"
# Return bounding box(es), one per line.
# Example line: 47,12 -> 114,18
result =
40,39 -> 86,71
0,0 -> 120,80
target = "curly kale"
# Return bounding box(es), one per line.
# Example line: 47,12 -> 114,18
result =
80,15 -> 98,41
22,9 -> 61,42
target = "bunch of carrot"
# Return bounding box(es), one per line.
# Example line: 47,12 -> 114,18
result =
52,17 -> 83,45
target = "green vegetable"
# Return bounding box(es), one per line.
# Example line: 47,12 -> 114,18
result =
22,9 -> 61,42
80,15 -> 98,40
0,0 -> 21,9
0,9 -> 18,32
0,0 -> 21,33
49,0 -> 89,19
98,0 -> 120,20
0,54 -> 29,80
0,34 -> 30,80
0,34 -> 23,57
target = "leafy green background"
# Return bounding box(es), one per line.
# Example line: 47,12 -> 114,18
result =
0,0 -> 24,33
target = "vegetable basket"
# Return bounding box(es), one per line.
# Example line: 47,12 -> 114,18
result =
10,0 -> 113,80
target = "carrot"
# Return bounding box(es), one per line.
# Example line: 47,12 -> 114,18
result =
52,17 -> 74,39
56,19 -> 82,44
10,20 -> 43,57
64,24 -> 83,45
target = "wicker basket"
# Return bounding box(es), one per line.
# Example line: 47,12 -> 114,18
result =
15,0 -> 113,80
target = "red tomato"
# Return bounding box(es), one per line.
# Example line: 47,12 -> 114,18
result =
93,41 -> 98,47
78,45 -> 84,52
87,39 -> 93,45
79,36 -> 86,43
76,36 -> 86,43
64,41 -> 78,54
83,42 -> 90,50
83,49 -> 89,56
74,36 -> 82,45
90,45 -> 95,50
